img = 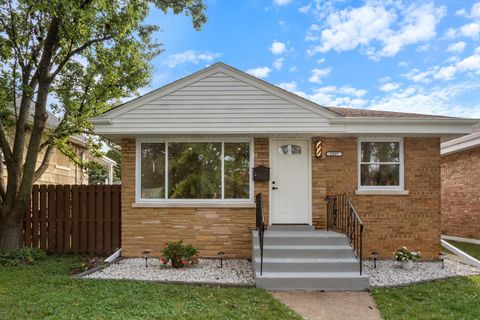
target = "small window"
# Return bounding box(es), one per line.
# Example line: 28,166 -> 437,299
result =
358,139 -> 403,189
278,144 -> 302,155
140,143 -> 166,199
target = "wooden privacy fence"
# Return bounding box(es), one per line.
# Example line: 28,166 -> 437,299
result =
24,185 -> 121,255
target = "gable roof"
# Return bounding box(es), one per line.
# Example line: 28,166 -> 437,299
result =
90,62 -> 478,140
94,62 -> 339,120
324,106 -> 457,119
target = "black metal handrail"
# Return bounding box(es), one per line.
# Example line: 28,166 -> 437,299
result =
326,194 -> 364,275
255,193 -> 265,275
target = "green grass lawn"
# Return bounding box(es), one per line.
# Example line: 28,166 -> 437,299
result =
446,240 -> 480,260
372,275 -> 480,320
0,256 -> 301,320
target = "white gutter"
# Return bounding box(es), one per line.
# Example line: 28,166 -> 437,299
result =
441,132 -> 480,155
105,248 -> 122,264
441,239 -> 480,268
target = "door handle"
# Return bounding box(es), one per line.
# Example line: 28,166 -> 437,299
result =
272,187 -> 279,190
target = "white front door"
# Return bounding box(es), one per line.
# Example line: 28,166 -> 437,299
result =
270,139 -> 310,224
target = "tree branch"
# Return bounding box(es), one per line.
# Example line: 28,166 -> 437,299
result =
0,121 -> 13,165
0,150 -> 6,202
49,35 -> 113,82
33,144 -> 54,182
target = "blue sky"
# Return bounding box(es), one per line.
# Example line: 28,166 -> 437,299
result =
141,0 -> 480,118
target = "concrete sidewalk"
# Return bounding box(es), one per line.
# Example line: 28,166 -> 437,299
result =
272,291 -> 382,320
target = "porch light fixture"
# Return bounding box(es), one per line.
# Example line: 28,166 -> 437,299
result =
314,140 -> 322,159
371,251 -> 380,268
142,250 -> 150,268
438,252 -> 446,269
217,251 -> 225,268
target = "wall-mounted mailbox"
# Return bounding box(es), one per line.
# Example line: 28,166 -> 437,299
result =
253,165 -> 270,182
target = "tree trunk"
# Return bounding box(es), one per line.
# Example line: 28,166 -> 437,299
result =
0,206 -> 25,251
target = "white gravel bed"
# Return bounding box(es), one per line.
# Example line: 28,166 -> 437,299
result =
84,258 -> 255,286
364,259 -> 480,287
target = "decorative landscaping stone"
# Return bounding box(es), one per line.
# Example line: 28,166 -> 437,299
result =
84,258 -> 255,286
364,259 -> 480,287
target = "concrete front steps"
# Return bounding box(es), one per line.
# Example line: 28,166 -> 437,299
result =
252,226 -> 369,291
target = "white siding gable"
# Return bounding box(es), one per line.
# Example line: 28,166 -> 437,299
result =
93,64 -> 342,135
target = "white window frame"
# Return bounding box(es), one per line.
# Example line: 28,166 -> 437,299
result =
135,137 -> 254,206
357,137 -> 405,192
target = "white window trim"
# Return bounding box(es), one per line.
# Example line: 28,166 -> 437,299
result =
135,137 -> 254,206
356,137 -> 407,195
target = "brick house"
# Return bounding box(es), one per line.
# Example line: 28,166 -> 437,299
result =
91,63 -> 476,290
2,110 -> 116,185
441,129 -> 480,240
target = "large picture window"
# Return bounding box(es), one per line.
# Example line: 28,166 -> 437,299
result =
358,138 -> 403,189
137,140 -> 252,202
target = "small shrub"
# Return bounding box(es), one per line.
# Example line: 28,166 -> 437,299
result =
160,241 -> 199,269
0,247 -> 47,266
394,247 -> 421,262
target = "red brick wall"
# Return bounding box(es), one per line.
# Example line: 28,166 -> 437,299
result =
121,136 -> 441,259
121,138 -> 269,258
441,146 -> 480,240
321,137 -> 441,259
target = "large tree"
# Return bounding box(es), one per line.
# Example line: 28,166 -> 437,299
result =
0,0 -> 206,250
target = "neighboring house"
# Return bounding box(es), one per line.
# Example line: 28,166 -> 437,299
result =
441,126 -> 480,240
2,109 -> 116,185
91,63 -> 475,290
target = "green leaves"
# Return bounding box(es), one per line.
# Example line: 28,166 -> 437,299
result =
0,0 -> 207,180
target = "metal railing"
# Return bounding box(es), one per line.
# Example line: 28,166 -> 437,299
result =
255,193 -> 266,275
326,194 -> 364,275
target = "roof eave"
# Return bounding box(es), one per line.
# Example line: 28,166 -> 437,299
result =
329,117 -> 480,125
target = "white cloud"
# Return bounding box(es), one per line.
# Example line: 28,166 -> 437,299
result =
289,66 -> 298,72
460,23 -> 480,39
270,41 -> 286,55
273,58 -> 284,71
402,52 -> 480,82
287,84 -> 368,108
306,86 -> 368,108
369,82 -> 480,118
403,68 -> 432,83
299,4 -> 311,14
161,50 -> 221,68
308,67 -> 332,83
456,3 -> 480,19
447,41 -> 467,54
277,81 -> 298,91
379,82 -> 400,92
246,66 -> 271,78
434,53 -> 480,80
306,2 -> 445,59
273,0 -> 292,6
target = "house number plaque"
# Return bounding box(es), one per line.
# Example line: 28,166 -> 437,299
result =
326,151 -> 343,157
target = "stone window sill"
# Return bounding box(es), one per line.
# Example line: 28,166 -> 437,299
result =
355,189 -> 410,196
132,202 -> 256,208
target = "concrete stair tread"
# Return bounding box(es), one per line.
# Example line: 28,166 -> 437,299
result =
253,257 -> 359,263
253,231 -> 347,238
256,272 -> 368,278
254,244 -> 353,250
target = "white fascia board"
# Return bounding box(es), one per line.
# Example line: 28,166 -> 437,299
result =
441,132 -> 480,155
329,117 -> 479,125
331,117 -> 478,135
92,125 -> 347,135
